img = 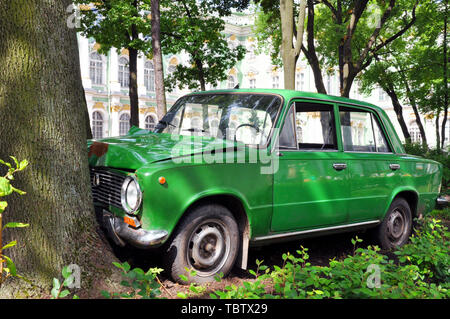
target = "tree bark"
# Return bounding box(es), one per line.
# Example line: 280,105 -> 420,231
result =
441,0 -> 448,149
280,0 -> 306,90
151,0 -> 167,120
0,0 -> 116,297
385,87 -> 412,143
129,47 -> 140,127
301,0 -> 327,94
129,0 -> 140,128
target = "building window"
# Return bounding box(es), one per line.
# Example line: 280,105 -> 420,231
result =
227,75 -> 236,89
296,72 -> 305,91
89,52 -> 103,85
379,88 -> 388,101
409,125 -> 422,144
272,75 -> 279,89
119,113 -> 130,136
249,78 -> 256,88
144,60 -> 155,92
118,57 -> 129,88
145,115 -> 157,131
92,111 -> 104,139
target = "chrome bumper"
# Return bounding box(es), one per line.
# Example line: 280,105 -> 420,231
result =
436,196 -> 448,209
102,211 -> 168,249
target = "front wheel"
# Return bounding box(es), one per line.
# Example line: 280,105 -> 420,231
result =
376,198 -> 412,249
164,204 -> 239,284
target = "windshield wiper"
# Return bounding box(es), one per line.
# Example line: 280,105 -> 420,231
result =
157,120 -> 176,128
183,128 -> 206,133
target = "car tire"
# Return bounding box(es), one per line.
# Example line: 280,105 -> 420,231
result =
164,204 -> 239,284
376,198 -> 412,250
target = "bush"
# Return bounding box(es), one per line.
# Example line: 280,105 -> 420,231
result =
211,218 -> 450,299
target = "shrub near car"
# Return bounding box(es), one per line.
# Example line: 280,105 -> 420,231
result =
87,89 -> 444,283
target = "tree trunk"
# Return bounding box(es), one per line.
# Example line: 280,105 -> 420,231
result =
280,0 -> 306,90
302,0 -> 327,94
441,0 -> 448,149
195,58 -> 207,92
129,47 -> 140,127
385,87 -> 412,143
151,0 -> 167,120
405,83 -> 428,147
129,1 -> 140,128
436,111 -> 441,152
0,0 -> 116,297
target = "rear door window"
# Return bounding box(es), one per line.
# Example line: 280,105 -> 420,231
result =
339,106 -> 391,153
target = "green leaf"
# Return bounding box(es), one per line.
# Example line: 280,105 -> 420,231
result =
3,222 -> 29,230
62,266 -> 71,279
11,187 -> 26,196
59,290 -> 70,298
0,177 -> 12,197
3,256 -> 16,276
2,240 -> 17,250
0,159 -> 12,169
9,156 -> 19,169
177,292 -> 188,299
101,290 -> 111,299
53,278 -> 61,290
0,201 -> 7,213
18,160 -> 28,171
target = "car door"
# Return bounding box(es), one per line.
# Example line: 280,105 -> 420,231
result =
271,100 -> 350,232
337,105 -> 400,222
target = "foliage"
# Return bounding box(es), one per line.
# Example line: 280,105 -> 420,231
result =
177,268 -> 207,299
75,0 -> 152,55
395,217 -> 449,282
101,261 -> 163,299
51,265 -> 80,299
359,0 -> 448,146
211,218 -> 450,299
160,0 -> 247,92
0,157 -> 29,287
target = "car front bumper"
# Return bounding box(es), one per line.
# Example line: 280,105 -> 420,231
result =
436,196 -> 448,209
102,210 -> 168,249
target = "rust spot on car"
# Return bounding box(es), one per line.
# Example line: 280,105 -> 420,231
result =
88,142 -> 109,158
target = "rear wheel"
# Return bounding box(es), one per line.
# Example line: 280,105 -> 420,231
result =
164,204 -> 239,284
376,198 -> 412,249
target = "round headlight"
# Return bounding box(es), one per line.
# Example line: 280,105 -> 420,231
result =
121,176 -> 142,214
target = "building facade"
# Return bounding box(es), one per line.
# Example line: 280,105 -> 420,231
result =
78,13 -> 448,148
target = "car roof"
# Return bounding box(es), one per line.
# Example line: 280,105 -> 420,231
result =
189,89 -> 384,113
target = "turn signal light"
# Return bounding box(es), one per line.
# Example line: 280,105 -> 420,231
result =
124,215 -> 137,228
158,176 -> 166,185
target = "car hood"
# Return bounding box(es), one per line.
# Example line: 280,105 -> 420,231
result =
88,127 -> 243,170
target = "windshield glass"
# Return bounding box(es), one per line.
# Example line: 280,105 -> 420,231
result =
155,93 -> 282,146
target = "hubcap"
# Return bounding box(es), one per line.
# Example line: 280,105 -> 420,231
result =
387,209 -> 406,241
188,221 -> 230,275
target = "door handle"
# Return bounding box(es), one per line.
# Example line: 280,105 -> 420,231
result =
333,163 -> 347,171
389,164 -> 400,170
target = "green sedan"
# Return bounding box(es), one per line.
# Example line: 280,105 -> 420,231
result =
87,89 -> 445,283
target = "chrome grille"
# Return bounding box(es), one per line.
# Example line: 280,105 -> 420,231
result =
90,167 -> 126,209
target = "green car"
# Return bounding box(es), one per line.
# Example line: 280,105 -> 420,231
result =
88,89 -> 445,283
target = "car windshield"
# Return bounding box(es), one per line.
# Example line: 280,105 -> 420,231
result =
154,93 -> 282,146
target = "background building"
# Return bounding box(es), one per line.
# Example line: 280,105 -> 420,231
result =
78,12 -> 448,148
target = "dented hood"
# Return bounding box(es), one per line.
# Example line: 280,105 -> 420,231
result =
87,127 -> 241,170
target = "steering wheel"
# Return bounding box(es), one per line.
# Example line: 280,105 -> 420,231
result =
233,123 -> 261,143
